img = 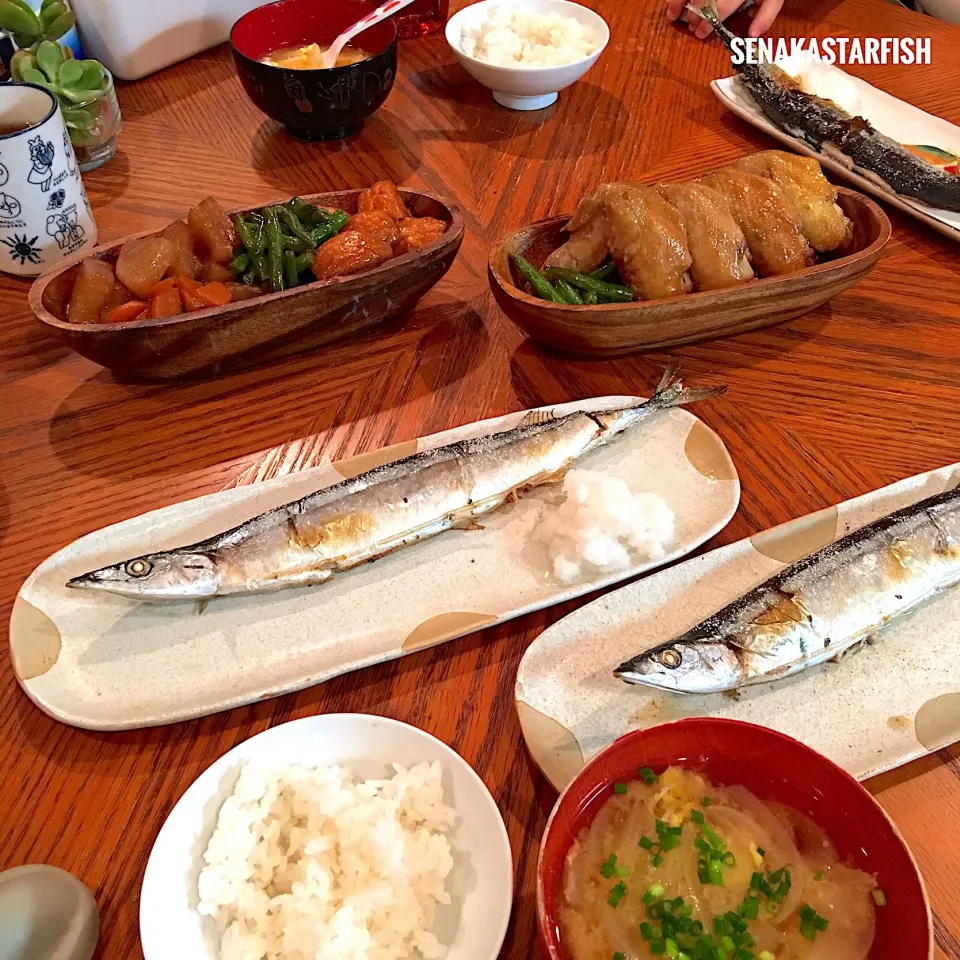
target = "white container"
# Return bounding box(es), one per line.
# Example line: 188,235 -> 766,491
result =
69,0 -> 269,81
445,0 -> 608,111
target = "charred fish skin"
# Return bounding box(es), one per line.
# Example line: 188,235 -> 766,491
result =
615,487 -> 960,693
690,2 -> 960,213
67,366 -> 724,602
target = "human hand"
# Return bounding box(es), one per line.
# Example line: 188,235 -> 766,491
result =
665,0 -> 785,39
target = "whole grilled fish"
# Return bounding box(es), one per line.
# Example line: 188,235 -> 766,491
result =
67,366 -> 722,602
615,487 -> 960,693
691,1 -> 960,213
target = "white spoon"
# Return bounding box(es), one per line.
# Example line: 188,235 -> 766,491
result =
321,0 -> 418,68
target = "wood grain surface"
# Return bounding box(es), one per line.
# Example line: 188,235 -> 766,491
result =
1,0 -> 959,957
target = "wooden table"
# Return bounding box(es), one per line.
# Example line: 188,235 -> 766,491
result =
2,0 -> 959,955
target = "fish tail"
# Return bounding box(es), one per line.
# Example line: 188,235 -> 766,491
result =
685,0 -> 740,52
646,363 -> 727,412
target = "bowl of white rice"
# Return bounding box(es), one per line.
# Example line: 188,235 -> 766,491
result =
445,0 -> 609,110
140,714 -> 513,960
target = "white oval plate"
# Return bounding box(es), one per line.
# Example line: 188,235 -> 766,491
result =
11,395 -> 738,730
516,462 -> 960,791
711,73 -> 960,243
140,714 -> 513,960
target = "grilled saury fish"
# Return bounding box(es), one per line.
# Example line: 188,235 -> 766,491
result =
615,488 -> 960,693
68,367 -> 722,602
691,1 -> 960,213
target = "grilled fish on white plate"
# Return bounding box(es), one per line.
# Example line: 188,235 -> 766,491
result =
615,487 -> 960,693
67,365 -> 723,602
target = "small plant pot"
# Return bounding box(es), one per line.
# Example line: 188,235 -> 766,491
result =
62,68 -> 121,171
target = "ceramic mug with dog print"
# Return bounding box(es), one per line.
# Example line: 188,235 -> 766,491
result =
0,83 -> 97,277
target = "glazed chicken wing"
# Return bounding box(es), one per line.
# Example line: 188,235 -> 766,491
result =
554,183 -> 692,299
733,150 -> 852,252
357,181 -> 410,219
312,230 -> 393,280
544,213 -> 609,272
656,182 -> 754,291
698,169 -> 813,277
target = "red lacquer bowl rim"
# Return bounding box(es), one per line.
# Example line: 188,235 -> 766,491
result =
230,0 -> 398,69
536,717 -> 933,960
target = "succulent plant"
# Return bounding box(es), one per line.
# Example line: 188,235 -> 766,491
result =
0,0 -> 114,150
0,0 -> 76,53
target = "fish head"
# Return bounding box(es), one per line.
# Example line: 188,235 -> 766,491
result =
66,551 -> 219,601
614,636 -> 742,694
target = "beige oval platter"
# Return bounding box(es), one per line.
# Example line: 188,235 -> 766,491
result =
515,462 -> 960,792
30,189 -> 464,381
10,396 -> 739,730
488,187 -> 890,356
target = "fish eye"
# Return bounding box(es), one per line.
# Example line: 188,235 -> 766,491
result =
125,559 -> 153,578
659,648 -> 682,669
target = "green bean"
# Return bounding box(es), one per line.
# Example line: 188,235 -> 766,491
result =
295,249 -> 315,273
511,253 -> 563,303
311,209 -> 350,246
545,266 -> 634,302
264,206 -> 285,292
583,289 -> 599,305
554,279 -> 583,305
241,268 -> 257,286
288,197 -> 327,225
281,234 -> 311,253
589,258 -> 618,280
229,252 -> 250,274
234,215 -> 265,255
277,204 -> 316,247
248,250 -> 268,283
283,249 -> 300,289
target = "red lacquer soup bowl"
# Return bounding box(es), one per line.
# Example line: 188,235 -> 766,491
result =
537,719 -> 932,960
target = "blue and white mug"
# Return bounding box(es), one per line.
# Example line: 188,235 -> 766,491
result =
0,82 -> 97,277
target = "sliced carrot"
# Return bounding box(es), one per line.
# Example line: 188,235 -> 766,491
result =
103,300 -> 149,324
196,281 -> 232,308
175,275 -> 206,311
149,276 -> 178,296
150,284 -> 184,319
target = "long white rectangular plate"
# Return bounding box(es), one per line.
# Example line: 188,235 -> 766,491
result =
516,462 -> 960,792
711,73 -> 960,244
10,396 -> 739,730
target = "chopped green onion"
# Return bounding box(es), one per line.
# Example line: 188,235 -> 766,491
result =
738,896 -> 760,920
614,782 -> 628,795
600,853 -> 617,879
701,796 -> 714,807
643,882 -> 665,905
607,881 -> 627,907
615,865 -> 630,877
799,904 -> 829,940
756,847 -> 765,857
613,954 -> 625,960
665,938 -> 680,959
814,870 -> 824,882
639,766 -> 659,784
765,901 -> 779,914
873,888 -> 887,906
691,810 -> 705,826
708,858 -> 725,886
758,953 -> 776,960
652,853 -> 665,868
722,851 -> 736,867
639,835 -> 655,850
640,922 -> 655,941
721,935 -> 735,952
650,939 -> 666,956
749,871 -> 763,890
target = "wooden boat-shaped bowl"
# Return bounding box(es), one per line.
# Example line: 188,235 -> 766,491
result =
488,187 -> 890,356
30,189 -> 464,381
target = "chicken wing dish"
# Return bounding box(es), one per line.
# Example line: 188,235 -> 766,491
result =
516,150 -> 852,306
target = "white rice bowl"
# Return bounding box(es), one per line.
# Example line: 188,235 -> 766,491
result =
459,7 -> 600,67
198,762 -> 455,960
139,715 -> 513,960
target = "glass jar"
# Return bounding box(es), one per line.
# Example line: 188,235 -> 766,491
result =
395,0 -> 449,38
62,67 -> 122,171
